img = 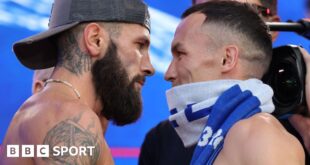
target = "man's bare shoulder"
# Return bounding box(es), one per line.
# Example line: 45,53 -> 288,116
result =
221,113 -> 305,165
3,93 -> 114,164
16,93 -> 93,142
40,110 -> 111,164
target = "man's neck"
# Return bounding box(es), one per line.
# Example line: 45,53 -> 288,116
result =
50,67 -> 100,113
50,66 -> 110,134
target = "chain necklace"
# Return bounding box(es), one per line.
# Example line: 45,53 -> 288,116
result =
44,79 -> 81,99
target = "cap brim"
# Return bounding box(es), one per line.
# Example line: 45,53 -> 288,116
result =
13,22 -> 80,70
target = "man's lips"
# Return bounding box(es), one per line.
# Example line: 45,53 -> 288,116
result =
136,79 -> 145,86
133,75 -> 145,86
131,75 -> 146,90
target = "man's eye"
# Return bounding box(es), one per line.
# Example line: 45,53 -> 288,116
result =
138,42 -> 145,49
176,52 -> 185,60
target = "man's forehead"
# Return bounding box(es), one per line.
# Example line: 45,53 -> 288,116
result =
172,13 -> 207,50
177,13 -> 206,32
119,23 -> 150,38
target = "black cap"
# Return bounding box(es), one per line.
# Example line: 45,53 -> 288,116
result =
13,0 -> 150,69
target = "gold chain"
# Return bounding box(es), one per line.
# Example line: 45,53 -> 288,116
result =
44,79 -> 81,99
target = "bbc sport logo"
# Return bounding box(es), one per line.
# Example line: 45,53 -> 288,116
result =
6,145 -> 95,157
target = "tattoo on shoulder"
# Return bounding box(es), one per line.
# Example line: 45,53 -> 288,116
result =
42,112 -> 100,165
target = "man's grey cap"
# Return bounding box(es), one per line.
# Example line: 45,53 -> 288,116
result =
13,0 -> 150,69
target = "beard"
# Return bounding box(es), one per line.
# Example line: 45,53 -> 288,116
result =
91,40 -> 144,126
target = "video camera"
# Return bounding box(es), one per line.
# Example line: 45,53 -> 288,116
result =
262,19 -> 309,117
262,45 -> 307,117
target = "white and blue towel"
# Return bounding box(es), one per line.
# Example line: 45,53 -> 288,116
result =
166,79 -> 274,165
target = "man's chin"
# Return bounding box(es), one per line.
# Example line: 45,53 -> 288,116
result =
132,82 -> 140,91
111,101 -> 143,126
112,112 -> 141,126
135,85 -> 143,93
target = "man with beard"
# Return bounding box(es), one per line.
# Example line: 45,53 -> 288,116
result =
0,0 -> 154,164
139,0 -> 310,165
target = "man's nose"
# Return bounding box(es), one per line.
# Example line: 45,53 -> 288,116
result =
164,60 -> 176,82
141,54 -> 155,76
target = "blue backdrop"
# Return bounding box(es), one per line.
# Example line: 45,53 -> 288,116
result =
0,0 -> 309,164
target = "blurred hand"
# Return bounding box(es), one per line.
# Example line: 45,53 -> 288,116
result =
289,47 -> 310,155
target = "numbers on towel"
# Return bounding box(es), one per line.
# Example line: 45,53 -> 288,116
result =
198,127 -> 224,149
198,126 -> 212,147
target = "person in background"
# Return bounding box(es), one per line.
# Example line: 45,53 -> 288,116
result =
32,67 -> 54,94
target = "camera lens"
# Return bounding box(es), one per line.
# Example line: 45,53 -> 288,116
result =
272,61 -> 300,104
263,45 -> 307,117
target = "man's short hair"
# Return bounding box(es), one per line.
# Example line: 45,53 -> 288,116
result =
192,0 -> 278,15
183,1 -> 272,78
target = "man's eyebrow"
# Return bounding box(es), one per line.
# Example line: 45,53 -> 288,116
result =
171,42 -> 181,53
137,35 -> 150,46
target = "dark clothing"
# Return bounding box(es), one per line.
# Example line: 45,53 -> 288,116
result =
139,120 -> 195,165
139,119 -> 310,165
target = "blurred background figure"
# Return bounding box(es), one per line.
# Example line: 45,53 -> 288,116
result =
32,67 -> 54,94
307,0 -> 310,16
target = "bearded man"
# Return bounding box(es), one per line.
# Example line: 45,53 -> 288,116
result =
0,0 -> 154,164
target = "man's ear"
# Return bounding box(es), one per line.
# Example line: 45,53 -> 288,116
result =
32,81 -> 44,94
83,23 -> 108,58
221,45 -> 239,73
269,15 -> 280,41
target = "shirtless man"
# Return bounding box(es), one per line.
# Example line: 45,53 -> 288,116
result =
0,0 -> 154,164
169,1 -> 303,164
140,0 -> 309,164
140,1 -> 304,165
